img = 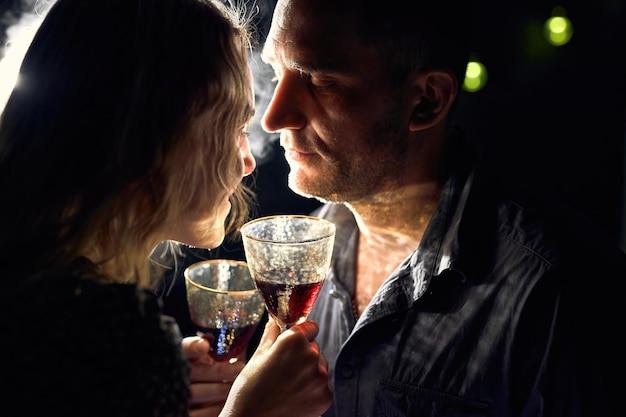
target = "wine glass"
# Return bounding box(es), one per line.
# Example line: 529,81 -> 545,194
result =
240,215 -> 336,332
184,259 -> 265,363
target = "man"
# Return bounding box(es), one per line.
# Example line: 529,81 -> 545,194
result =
259,0 -> 625,416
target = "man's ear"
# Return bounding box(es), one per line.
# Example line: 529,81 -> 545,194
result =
408,69 -> 458,131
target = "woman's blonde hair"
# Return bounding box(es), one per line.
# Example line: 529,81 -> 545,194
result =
0,0 -> 256,286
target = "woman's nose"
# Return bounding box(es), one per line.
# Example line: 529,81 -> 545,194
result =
241,134 -> 256,177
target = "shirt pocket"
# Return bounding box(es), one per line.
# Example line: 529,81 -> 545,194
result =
374,379 -> 490,417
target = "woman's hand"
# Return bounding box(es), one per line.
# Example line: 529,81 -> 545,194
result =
182,336 -> 246,417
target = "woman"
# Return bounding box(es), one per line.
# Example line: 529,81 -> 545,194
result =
0,0 -> 331,416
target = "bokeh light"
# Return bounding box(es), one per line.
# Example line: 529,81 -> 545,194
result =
463,60 -> 488,93
544,7 -> 573,46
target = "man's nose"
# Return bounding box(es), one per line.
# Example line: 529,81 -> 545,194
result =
261,73 -> 307,133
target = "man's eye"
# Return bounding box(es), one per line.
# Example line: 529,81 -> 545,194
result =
310,79 -> 338,92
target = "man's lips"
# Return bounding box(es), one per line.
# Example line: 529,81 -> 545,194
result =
284,147 -> 316,162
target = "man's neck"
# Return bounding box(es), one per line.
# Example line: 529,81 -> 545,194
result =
346,181 -> 442,317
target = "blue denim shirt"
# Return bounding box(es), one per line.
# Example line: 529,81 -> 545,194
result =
309,162 -> 624,417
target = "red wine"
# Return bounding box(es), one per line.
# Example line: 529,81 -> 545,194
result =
254,277 -> 323,328
194,323 -> 257,362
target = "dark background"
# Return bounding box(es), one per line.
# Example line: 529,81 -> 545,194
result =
2,0 -> 625,335
241,0 -> 626,251
2,0 -> 623,245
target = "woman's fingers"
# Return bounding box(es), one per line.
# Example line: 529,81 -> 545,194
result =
183,335 -> 246,414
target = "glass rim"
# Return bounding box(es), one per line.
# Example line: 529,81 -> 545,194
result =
184,259 -> 257,294
240,214 -> 336,243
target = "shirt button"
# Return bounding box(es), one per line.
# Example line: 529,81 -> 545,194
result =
339,365 -> 354,378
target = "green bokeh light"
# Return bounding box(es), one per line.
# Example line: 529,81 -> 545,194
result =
544,6 -> 573,46
463,61 -> 488,93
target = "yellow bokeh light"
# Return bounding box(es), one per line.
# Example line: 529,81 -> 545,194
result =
463,61 -> 488,93
544,15 -> 573,46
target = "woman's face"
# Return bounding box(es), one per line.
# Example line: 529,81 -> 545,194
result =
205,127 -> 256,247
168,74 -> 256,249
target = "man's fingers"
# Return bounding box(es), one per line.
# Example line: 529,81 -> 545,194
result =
189,403 -> 225,417
281,320 -> 320,342
252,319 -> 280,354
189,359 -> 245,382
189,381 -> 233,405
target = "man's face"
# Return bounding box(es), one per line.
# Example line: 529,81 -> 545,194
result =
261,0 -> 416,205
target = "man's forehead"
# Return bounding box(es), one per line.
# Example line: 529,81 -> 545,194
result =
269,0 -> 355,40
263,0 -> 358,64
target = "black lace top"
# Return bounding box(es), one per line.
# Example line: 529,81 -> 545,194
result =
1,271 -> 190,417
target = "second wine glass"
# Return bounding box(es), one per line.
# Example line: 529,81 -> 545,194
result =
240,215 -> 336,332
184,259 -> 265,362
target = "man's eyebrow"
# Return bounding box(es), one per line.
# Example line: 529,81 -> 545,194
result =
261,44 -> 315,71
262,56 -> 337,77
260,42 -> 345,77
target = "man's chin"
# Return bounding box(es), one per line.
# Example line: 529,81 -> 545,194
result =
288,180 -> 332,205
288,176 -> 315,198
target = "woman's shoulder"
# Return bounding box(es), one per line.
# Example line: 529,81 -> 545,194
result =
0,271 -> 189,416
4,271 -> 158,322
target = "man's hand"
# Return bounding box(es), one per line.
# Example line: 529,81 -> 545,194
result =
220,320 -> 333,417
